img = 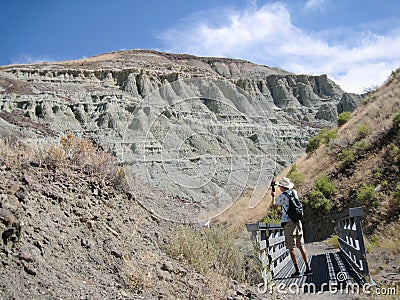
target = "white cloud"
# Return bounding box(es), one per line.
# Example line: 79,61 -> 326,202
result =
159,2 -> 400,93
305,0 -> 326,11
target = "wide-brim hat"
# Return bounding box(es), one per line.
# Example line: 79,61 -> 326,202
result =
277,177 -> 294,189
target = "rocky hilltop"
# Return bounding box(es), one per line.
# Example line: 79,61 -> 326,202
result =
0,50 -> 363,222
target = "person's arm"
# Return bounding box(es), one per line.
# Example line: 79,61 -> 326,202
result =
271,191 -> 278,209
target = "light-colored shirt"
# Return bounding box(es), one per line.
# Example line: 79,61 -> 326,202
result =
276,189 -> 299,223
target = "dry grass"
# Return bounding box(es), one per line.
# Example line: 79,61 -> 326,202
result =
0,134 -> 128,191
123,253 -> 155,291
0,138 -> 42,168
166,225 -> 262,285
45,133 -> 127,189
214,166 -> 291,233
213,190 -> 271,233
213,163 -> 308,232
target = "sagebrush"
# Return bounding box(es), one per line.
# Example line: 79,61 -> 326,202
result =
166,225 -> 260,283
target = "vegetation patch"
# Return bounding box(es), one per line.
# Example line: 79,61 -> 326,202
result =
327,235 -> 339,248
389,184 -> 400,212
315,175 -> 336,199
393,111 -> 400,130
361,94 -> 377,105
357,184 -> 378,207
337,148 -> 355,165
306,128 -> 337,153
287,164 -> 305,187
353,138 -> 369,152
356,124 -> 370,140
262,207 -> 281,224
45,133 -> 126,189
337,111 -> 351,126
307,190 -> 331,212
166,225 -> 260,283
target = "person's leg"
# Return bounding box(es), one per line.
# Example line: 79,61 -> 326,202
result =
299,245 -> 311,270
295,221 -> 313,274
289,248 -> 299,271
284,221 -> 301,277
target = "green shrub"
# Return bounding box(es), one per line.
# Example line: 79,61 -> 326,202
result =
373,169 -> 382,179
287,164 -> 305,187
337,111 -> 351,126
337,149 -> 355,165
315,175 -> 336,199
361,95 -> 377,105
306,128 -> 338,153
306,135 -> 321,153
393,111 -> 400,130
389,184 -> 400,210
328,235 -> 339,248
389,144 -> 400,161
357,124 -> 370,140
308,190 -> 331,212
319,128 -> 338,145
262,208 -> 281,224
353,138 -> 369,152
357,184 -> 378,207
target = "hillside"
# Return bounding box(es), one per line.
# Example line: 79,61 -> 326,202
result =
224,69 -> 400,239
294,69 -> 400,236
215,68 -> 400,290
284,69 -> 400,284
0,135 -> 265,299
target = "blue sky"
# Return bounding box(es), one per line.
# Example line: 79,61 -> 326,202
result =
1,0 -> 400,93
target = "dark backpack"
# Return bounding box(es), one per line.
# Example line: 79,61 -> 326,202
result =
282,190 -> 303,222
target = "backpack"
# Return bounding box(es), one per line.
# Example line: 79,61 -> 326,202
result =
282,190 -> 303,222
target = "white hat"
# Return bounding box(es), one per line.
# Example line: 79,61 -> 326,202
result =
277,177 -> 294,189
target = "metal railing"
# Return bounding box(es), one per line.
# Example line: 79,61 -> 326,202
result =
335,207 -> 371,281
246,222 -> 290,281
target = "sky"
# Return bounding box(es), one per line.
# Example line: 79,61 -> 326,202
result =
1,0 -> 400,93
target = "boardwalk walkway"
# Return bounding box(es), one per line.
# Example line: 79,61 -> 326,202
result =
247,207 -> 373,296
271,242 -> 364,293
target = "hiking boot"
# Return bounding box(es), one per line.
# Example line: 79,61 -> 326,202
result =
304,269 -> 313,276
291,271 -> 302,278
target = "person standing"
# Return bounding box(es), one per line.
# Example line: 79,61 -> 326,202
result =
271,177 -> 313,278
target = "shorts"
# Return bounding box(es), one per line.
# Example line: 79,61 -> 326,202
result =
283,220 -> 304,250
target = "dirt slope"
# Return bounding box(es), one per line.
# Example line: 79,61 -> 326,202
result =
0,139 -> 258,299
